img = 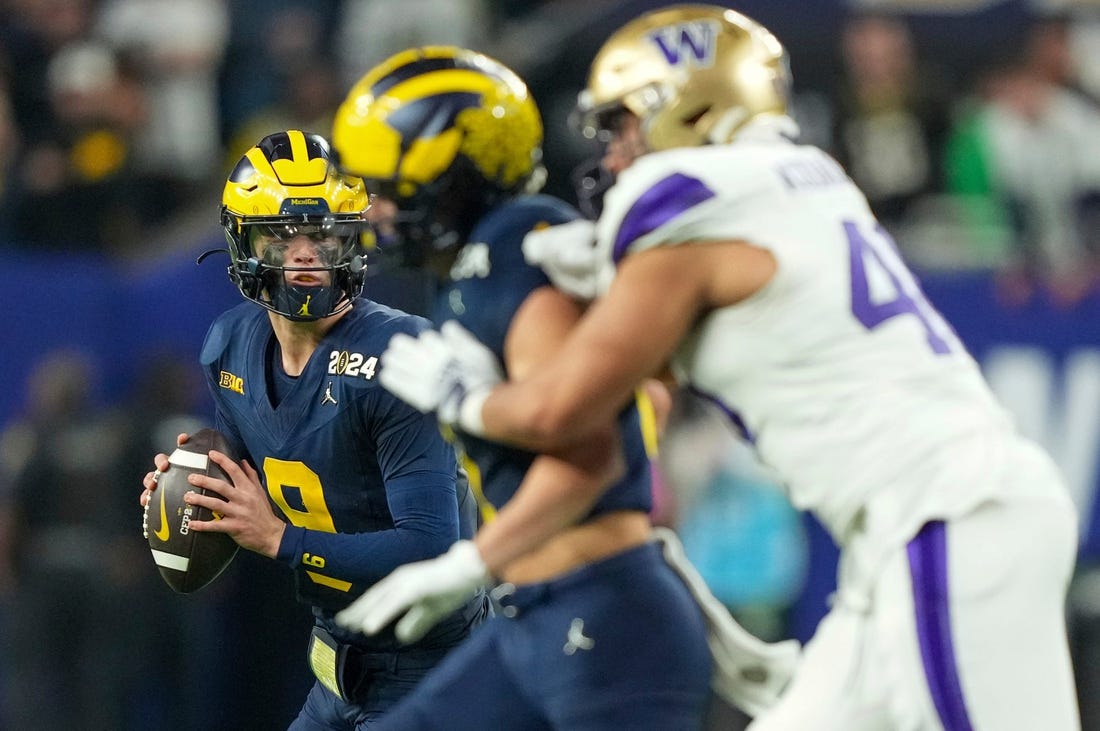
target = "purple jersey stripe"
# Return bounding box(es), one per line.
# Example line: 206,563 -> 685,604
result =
907,521 -> 974,731
612,173 -> 715,263
687,386 -> 755,444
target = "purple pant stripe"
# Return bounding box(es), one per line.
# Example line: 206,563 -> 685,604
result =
907,521 -> 974,731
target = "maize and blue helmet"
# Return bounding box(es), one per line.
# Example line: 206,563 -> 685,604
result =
220,130 -> 370,321
332,46 -> 544,266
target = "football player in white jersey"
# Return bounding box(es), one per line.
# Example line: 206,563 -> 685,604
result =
360,5 -> 1082,730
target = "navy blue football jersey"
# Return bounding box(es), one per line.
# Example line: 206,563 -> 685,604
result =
200,298 -> 482,651
430,194 -> 653,520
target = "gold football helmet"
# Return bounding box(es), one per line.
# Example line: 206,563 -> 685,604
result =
574,4 -> 790,151
220,129 -> 370,321
332,46 -> 543,262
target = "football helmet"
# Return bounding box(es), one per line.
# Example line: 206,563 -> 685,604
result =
332,46 -> 544,265
573,4 -> 791,151
220,130 -> 370,321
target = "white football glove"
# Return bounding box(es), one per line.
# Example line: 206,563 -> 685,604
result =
522,219 -> 615,301
379,320 -> 502,434
335,540 -> 491,644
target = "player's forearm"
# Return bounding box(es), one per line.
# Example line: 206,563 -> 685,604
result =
472,429 -> 624,577
473,477 -> 607,579
278,522 -> 457,587
476,297 -> 662,449
474,382 -> 569,450
477,372 -> 630,452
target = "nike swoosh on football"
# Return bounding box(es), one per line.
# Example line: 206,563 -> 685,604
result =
154,479 -> 171,542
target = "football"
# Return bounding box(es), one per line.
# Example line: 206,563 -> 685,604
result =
144,427 -> 240,593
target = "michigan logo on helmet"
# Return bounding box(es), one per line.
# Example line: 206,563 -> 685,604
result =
218,129 -> 371,321
574,5 -> 791,151
332,46 -> 544,261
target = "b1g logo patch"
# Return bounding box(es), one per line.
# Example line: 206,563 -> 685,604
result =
327,351 -> 378,380
219,370 -> 245,394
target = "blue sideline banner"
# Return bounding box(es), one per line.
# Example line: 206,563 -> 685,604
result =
921,273 -> 1100,558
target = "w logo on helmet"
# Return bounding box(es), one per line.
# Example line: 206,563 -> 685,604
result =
648,20 -> 718,68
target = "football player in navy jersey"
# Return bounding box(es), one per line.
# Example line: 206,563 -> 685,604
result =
326,47 -> 714,730
139,129 -> 488,730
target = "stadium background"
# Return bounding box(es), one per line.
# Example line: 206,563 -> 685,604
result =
2,0 -> 1099,729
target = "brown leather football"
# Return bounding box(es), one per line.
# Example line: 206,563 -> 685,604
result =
144,428 -> 239,593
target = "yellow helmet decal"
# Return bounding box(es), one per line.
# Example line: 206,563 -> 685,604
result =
223,129 -> 368,217
333,46 -> 542,198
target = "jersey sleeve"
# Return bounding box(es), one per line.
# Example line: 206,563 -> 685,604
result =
274,401 -> 459,591
595,146 -> 792,264
274,315 -> 462,598
201,313 -> 252,463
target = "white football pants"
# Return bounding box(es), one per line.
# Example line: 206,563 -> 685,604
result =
749,486 -> 1080,730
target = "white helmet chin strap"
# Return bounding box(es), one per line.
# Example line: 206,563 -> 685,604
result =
707,107 -> 750,144
715,112 -> 801,145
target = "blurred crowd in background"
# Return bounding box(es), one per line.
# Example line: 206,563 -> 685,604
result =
1,0 -> 1099,729
0,0 -> 1096,290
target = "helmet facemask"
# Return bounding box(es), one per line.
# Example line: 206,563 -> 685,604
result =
570,156 -> 615,220
223,211 -> 368,322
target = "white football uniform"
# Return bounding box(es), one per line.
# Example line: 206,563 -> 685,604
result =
595,125 -> 1081,730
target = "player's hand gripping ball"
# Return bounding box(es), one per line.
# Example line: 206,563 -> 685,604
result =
143,428 -> 239,593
